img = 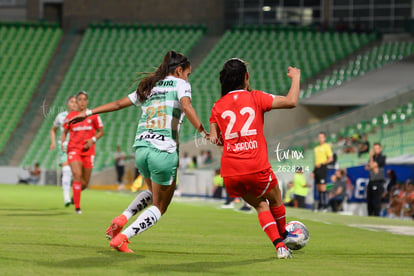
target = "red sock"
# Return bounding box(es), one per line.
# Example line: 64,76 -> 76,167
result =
72,182 -> 82,209
258,211 -> 282,246
270,205 -> 287,238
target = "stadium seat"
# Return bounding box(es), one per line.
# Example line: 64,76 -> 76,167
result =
0,22 -> 62,152
21,24 -> 204,171
302,41 -> 414,98
180,26 -> 375,140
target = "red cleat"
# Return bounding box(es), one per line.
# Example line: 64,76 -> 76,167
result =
110,234 -> 134,253
106,214 -> 128,240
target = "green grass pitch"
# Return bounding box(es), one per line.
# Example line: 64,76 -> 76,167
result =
1,184 -> 413,276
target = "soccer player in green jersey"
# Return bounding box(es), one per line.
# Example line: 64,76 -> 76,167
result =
50,96 -> 77,207
68,51 -> 207,252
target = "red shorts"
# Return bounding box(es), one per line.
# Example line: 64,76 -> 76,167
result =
223,168 -> 277,198
67,151 -> 95,169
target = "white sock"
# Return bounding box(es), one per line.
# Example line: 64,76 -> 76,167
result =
62,165 -> 72,203
122,190 -> 153,220
122,206 -> 161,239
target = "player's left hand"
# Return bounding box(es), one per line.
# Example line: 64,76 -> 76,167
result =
68,111 -> 87,125
210,136 -> 223,146
287,66 -> 301,79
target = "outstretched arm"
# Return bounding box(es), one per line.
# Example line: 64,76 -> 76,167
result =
89,96 -> 133,115
271,66 -> 301,109
180,96 -> 208,138
69,96 -> 133,124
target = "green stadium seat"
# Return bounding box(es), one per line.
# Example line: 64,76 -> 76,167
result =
21,24 -> 204,171
0,23 -> 61,154
302,41 -> 414,99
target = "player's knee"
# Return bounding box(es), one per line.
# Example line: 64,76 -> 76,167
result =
254,201 -> 269,213
72,174 -> 82,182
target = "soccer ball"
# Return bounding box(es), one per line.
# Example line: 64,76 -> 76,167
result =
284,221 -> 310,250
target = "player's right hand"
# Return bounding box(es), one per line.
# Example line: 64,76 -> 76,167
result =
50,143 -> 55,150
287,66 -> 300,79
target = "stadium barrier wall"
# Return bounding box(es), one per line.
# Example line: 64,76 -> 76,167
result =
178,169 -> 215,197
89,161 -> 137,188
0,166 -> 45,185
345,164 -> 414,203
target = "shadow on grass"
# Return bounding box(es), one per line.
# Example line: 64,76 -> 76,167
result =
0,208 -> 62,211
142,257 -> 276,273
0,208 -> 70,216
15,242 -> 104,250
9,245 -> 144,268
139,249 -> 239,256
39,251 -> 275,272
4,212 -> 70,217
37,253 -> 144,268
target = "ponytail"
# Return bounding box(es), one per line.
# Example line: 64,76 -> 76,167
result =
136,51 -> 190,103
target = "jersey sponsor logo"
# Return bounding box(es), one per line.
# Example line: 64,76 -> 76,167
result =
226,139 -> 258,152
72,126 -> 93,131
137,132 -> 165,141
131,197 -> 150,216
150,90 -> 167,97
156,80 -> 175,87
132,216 -> 155,234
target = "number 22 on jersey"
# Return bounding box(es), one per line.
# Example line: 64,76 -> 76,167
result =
221,107 -> 257,140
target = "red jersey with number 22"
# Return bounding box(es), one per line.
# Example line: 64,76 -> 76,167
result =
210,90 -> 274,177
63,111 -> 103,156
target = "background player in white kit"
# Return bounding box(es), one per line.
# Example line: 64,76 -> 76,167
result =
50,96 -> 77,206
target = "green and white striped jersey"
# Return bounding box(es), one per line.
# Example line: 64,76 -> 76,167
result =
128,76 -> 191,153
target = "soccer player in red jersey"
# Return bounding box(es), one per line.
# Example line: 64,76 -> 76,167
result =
62,91 -> 104,214
209,58 -> 301,259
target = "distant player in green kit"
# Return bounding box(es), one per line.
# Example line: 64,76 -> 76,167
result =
68,51 -> 207,252
50,96 -> 77,207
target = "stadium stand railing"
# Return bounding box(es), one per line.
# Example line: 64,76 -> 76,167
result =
20,23 -> 205,171
301,41 -> 414,98
0,22 -> 62,154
